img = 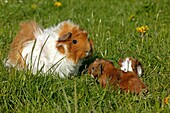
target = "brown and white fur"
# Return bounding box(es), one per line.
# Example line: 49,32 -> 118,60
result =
88,58 -> 147,94
118,57 -> 143,77
5,20 -> 93,78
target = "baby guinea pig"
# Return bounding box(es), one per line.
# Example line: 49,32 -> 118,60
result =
118,57 -> 143,77
88,58 -> 147,94
88,58 -> 119,88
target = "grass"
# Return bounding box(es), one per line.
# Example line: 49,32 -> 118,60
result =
0,0 -> 170,112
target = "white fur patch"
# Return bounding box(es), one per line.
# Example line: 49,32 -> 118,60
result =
137,66 -> 142,77
120,58 -> 133,72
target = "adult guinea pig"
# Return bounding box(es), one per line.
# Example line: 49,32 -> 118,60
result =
5,20 -> 93,78
88,58 -> 147,94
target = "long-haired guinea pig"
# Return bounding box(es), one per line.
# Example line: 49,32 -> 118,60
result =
5,20 -> 93,78
88,58 -> 147,94
118,57 -> 143,77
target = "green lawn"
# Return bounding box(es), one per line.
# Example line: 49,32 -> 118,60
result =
0,0 -> 170,112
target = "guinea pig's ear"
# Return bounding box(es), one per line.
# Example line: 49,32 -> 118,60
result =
98,63 -> 103,76
118,58 -> 123,66
58,32 -> 72,42
135,59 -> 142,66
135,59 -> 143,77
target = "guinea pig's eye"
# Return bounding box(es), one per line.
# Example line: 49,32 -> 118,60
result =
92,67 -> 95,70
72,40 -> 77,44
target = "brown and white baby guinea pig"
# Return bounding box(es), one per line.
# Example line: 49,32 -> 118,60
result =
88,58 -> 147,94
118,57 -> 143,77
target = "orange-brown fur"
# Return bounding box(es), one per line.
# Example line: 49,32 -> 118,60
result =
118,71 -> 146,94
56,45 -> 65,54
7,21 -> 40,68
88,58 -> 147,94
56,23 -> 93,63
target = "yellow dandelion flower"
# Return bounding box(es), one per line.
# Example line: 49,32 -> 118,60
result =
136,27 -> 143,33
31,4 -> 37,10
54,1 -> 61,7
136,25 -> 149,33
164,95 -> 170,105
